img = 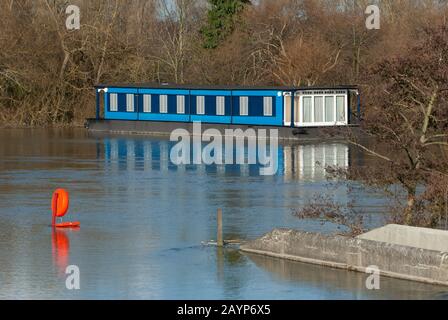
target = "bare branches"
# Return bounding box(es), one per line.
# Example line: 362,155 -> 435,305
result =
347,140 -> 393,163
293,194 -> 366,237
95,0 -> 119,84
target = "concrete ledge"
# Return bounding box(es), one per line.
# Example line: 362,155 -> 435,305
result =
357,224 -> 448,252
240,227 -> 448,286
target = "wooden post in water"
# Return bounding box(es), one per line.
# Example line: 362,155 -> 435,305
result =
217,208 -> 223,247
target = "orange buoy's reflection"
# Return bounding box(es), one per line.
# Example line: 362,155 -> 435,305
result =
51,228 -> 78,275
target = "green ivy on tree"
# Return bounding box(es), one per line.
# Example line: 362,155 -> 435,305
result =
201,0 -> 251,49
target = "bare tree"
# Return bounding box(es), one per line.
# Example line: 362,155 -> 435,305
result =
347,25 -> 448,226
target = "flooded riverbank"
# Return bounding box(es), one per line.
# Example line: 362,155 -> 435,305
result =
0,128 -> 446,299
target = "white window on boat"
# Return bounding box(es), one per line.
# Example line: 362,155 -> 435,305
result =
314,96 -> 324,123
216,96 -> 225,115
240,96 -> 248,116
160,95 -> 168,113
303,96 -> 312,123
325,96 -> 335,122
297,90 -> 348,126
110,93 -> 118,112
126,94 -> 134,112
263,97 -> 273,116
177,95 -> 185,114
336,96 -> 345,122
196,96 -> 205,114
143,94 -> 151,113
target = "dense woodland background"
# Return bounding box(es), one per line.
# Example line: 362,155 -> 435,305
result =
0,0 -> 446,126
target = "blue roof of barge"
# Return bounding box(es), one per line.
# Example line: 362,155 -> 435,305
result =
94,83 -> 358,91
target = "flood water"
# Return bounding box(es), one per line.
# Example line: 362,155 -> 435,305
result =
0,128 -> 446,299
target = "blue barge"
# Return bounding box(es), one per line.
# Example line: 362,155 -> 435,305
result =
86,83 -> 360,139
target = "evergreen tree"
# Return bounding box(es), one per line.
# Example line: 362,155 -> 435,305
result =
201,0 -> 251,49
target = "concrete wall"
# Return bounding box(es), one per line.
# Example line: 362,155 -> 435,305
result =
357,224 -> 448,252
240,228 -> 448,286
246,252 -> 444,299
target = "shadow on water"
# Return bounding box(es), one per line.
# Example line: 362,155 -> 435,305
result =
242,252 -> 448,300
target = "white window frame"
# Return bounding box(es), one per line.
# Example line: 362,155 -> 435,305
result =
302,96 -> 313,124
126,94 -> 134,112
283,92 -> 292,126
216,96 -> 225,115
296,90 -> 348,127
263,96 -> 273,116
239,96 -> 249,116
110,93 -> 118,112
143,94 -> 151,113
160,95 -> 168,114
313,96 -> 324,123
177,95 -> 185,114
336,95 -> 346,122
196,96 -> 205,115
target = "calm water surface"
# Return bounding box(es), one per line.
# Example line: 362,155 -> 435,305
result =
0,128 -> 446,299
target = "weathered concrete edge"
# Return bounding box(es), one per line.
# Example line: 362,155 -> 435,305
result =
240,247 -> 448,286
240,228 -> 448,287
240,247 -> 350,270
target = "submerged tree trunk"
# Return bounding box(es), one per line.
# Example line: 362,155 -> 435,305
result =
404,187 -> 417,225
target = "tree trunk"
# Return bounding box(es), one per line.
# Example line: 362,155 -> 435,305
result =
404,187 -> 416,225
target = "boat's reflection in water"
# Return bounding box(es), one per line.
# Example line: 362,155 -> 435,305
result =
103,138 -> 351,182
282,143 -> 349,181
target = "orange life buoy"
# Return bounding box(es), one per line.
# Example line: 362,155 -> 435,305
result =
51,189 -> 80,228
52,188 -> 69,218
55,221 -> 80,228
